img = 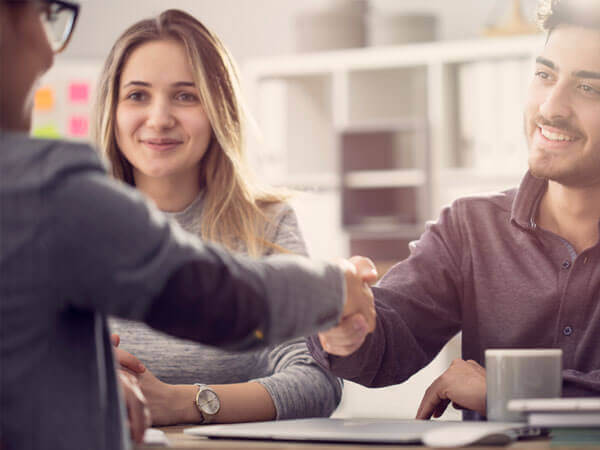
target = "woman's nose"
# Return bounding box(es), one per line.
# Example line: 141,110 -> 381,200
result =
146,99 -> 175,129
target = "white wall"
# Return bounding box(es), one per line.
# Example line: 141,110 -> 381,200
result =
60,0 -> 539,64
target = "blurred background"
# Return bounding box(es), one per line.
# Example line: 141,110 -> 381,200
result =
33,0 -> 544,421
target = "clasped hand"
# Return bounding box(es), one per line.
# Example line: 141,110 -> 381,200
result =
319,256 -> 378,356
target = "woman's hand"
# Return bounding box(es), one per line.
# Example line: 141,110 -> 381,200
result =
111,333 -> 146,375
118,371 -> 151,443
111,333 -> 187,425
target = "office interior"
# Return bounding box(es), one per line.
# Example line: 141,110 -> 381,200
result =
33,0 -> 544,421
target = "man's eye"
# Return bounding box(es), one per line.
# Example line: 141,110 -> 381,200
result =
534,70 -> 550,80
579,84 -> 600,96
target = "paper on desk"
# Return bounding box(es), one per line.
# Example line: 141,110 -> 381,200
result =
143,428 -> 170,446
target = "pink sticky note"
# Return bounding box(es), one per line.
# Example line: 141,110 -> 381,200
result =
68,115 -> 89,137
69,82 -> 90,103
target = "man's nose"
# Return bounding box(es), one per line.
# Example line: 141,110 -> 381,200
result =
539,82 -> 573,122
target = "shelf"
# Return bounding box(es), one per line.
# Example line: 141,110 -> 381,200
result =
439,168 -> 524,185
345,222 -> 424,239
245,35 -> 543,79
268,173 -> 340,190
344,169 -> 425,189
337,117 -> 427,133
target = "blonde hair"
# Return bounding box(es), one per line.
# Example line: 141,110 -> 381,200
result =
93,9 -> 287,257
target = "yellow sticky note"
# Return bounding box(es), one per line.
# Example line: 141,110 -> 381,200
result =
34,87 -> 55,111
32,124 -> 61,139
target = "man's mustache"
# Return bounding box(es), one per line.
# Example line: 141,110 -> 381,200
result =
533,114 -> 582,137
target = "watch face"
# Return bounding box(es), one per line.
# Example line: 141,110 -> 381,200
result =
198,388 -> 220,415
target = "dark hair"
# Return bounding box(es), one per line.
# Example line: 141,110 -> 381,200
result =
537,0 -> 600,32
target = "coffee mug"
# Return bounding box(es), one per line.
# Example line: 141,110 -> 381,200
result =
485,349 -> 562,422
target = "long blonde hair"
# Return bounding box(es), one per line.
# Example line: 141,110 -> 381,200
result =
93,9 -> 286,257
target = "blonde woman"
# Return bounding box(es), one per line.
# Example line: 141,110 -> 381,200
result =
93,9 -> 342,426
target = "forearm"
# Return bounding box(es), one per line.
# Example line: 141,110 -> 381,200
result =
146,249 -> 344,351
254,368 -> 342,419
170,382 -> 276,424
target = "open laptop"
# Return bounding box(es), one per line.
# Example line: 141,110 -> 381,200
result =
184,418 -> 541,446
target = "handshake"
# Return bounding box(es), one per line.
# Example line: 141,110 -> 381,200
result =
321,256 -> 378,356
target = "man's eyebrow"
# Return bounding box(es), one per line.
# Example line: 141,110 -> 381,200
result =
535,56 -> 556,70
535,57 -> 600,80
573,70 -> 600,80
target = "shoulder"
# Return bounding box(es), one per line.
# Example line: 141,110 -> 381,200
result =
261,201 -> 296,223
449,188 -> 516,220
0,134 -> 106,187
429,187 -> 518,242
259,201 -> 308,256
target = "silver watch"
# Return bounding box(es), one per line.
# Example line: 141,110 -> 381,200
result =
193,383 -> 220,424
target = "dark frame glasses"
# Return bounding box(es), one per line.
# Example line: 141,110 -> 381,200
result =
6,0 -> 80,53
39,0 -> 80,53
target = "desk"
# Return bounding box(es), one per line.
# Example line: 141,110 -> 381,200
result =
134,426 -> 594,450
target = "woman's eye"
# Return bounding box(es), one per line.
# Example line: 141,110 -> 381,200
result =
176,92 -> 198,102
125,92 -> 146,101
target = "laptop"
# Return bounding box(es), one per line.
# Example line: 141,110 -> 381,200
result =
184,418 -> 541,446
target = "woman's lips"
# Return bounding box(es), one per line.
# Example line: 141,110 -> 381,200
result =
141,139 -> 183,151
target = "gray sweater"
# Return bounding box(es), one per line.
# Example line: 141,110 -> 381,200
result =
111,195 -> 342,419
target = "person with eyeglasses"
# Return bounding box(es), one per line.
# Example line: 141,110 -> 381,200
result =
0,1 -> 378,449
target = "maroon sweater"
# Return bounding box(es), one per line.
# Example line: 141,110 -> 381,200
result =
308,172 -> 600,397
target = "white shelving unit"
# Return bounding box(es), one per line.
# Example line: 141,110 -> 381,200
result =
244,34 -> 543,263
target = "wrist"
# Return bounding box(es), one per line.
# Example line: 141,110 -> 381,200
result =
171,384 -> 204,424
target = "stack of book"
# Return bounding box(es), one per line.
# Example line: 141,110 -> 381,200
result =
508,397 -> 600,445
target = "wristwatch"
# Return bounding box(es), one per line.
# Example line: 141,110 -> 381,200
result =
193,383 -> 220,424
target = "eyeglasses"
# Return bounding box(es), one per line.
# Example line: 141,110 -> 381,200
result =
37,0 -> 80,53
6,0 -> 80,53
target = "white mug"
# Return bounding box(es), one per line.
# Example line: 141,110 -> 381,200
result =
485,349 -> 562,422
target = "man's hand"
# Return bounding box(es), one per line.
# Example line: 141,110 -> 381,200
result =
118,371 -> 151,443
318,256 -> 377,357
416,359 -> 486,420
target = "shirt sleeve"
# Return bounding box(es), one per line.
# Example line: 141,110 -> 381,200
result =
563,369 -> 600,396
250,203 -> 343,418
48,160 -> 344,350
307,202 -> 465,387
251,339 -> 343,419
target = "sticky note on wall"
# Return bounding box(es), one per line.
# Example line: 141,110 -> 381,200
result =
32,124 -> 61,139
69,82 -> 90,103
68,115 -> 89,137
34,87 -> 55,111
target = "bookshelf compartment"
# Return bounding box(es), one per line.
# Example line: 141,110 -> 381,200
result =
342,186 -> 419,227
